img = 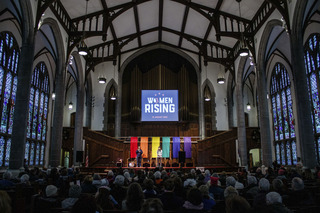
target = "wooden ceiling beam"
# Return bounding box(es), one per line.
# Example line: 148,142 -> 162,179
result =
178,2 -> 190,47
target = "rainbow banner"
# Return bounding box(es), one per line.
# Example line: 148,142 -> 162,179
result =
162,137 -> 170,158
141,137 -> 148,158
173,137 -> 180,158
130,137 -> 138,158
184,137 -> 192,158
152,137 -> 160,158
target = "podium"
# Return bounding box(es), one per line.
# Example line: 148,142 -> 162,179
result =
179,151 -> 185,167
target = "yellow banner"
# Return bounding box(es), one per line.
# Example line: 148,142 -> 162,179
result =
152,137 -> 160,158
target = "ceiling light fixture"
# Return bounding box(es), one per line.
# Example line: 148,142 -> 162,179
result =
78,0 -> 89,56
68,101 -> 73,110
217,63 -> 225,84
237,0 -> 249,57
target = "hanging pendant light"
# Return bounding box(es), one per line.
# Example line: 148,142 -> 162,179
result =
204,86 -> 211,102
246,102 -> 251,111
78,0 -> 89,56
237,0 -> 249,57
217,63 -> 225,84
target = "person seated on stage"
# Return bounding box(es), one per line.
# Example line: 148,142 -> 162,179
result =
136,146 -> 143,167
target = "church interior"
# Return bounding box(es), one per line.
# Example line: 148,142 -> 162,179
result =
1,1 -> 320,213
0,0 -> 319,173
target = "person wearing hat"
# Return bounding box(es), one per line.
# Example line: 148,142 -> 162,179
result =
209,177 -> 224,200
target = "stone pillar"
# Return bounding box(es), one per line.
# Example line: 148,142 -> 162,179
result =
290,32 -> 317,168
9,40 -> 35,170
255,64 -> 273,166
49,64 -> 66,167
236,77 -> 247,167
73,84 -> 85,164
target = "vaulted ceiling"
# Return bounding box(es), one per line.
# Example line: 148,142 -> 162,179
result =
38,0 -> 288,75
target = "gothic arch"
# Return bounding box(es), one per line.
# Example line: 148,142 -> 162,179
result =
103,78 -> 118,132
202,78 -> 217,134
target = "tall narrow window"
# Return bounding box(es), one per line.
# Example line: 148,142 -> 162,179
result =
304,33 -> 320,163
270,63 -> 296,165
25,62 -> 49,166
0,32 -> 19,167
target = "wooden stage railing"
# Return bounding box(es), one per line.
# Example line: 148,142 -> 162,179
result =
77,127 -> 260,168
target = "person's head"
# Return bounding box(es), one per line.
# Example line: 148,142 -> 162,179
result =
46,185 -> 58,197
158,146 -> 161,150
225,195 -> 251,213
154,171 -> 161,179
198,185 -> 209,197
20,174 -> 29,183
72,194 -> 98,213
204,169 -> 211,176
107,170 -> 114,177
114,175 -> 125,186
95,187 -> 112,209
292,177 -> 304,191
69,185 -> 82,198
163,179 -> 175,191
259,178 -> 270,192
143,178 -> 153,189
226,176 -> 236,187
2,171 -> 12,180
247,175 -> 257,186
140,198 -> 164,213
83,175 -> 93,184
138,146 -> 141,149
224,186 -> 238,199
210,177 -> 219,186
272,179 -> 283,192
266,192 -> 282,205
0,190 -> 11,213
126,182 -> 145,211
187,188 -> 202,206
93,173 -> 101,180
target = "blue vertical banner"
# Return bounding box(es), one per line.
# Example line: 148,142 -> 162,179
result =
184,137 -> 192,158
173,137 -> 180,158
162,137 -> 170,158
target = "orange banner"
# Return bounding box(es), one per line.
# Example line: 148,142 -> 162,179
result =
140,137 -> 148,158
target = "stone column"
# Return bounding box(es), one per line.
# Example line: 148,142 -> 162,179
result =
236,76 -> 247,167
9,39 -> 35,170
255,64 -> 273,166
49,64 -> 66,167
73,84 -> 85,164
290,32 -> 317,168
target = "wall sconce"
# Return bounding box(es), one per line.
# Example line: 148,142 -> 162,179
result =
247,102 -> 251,111
98,76 -> 106,84
110,86 -> 116,100
68,101 -> 73,110
52,93 -> 56,100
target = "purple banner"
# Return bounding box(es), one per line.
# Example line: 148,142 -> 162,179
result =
184,137 -> 192,158
173,137 -> 180,158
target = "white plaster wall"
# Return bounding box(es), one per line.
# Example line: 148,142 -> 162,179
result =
63,83 -> 77,126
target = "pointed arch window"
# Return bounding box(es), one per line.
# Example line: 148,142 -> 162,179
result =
0,32 -> 19,167
270,63 -> 296,165
304,33 -> 320,163
25,62 -> 49,166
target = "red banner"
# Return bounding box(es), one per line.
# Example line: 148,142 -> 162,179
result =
130,137 -> 138,158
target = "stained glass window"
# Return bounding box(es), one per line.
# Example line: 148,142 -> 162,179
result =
25,141 -> 30,161
30,143 -> 34,165
0,32 -> 19,167
270,63 -> 296,165
304,33 -> 320,163
24,62 -> 49,166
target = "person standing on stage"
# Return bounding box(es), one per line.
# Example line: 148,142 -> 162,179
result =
156,146 -> 162,168
136,146 -> 143,167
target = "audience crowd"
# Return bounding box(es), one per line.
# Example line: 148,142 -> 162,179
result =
0,163 -> 320,213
